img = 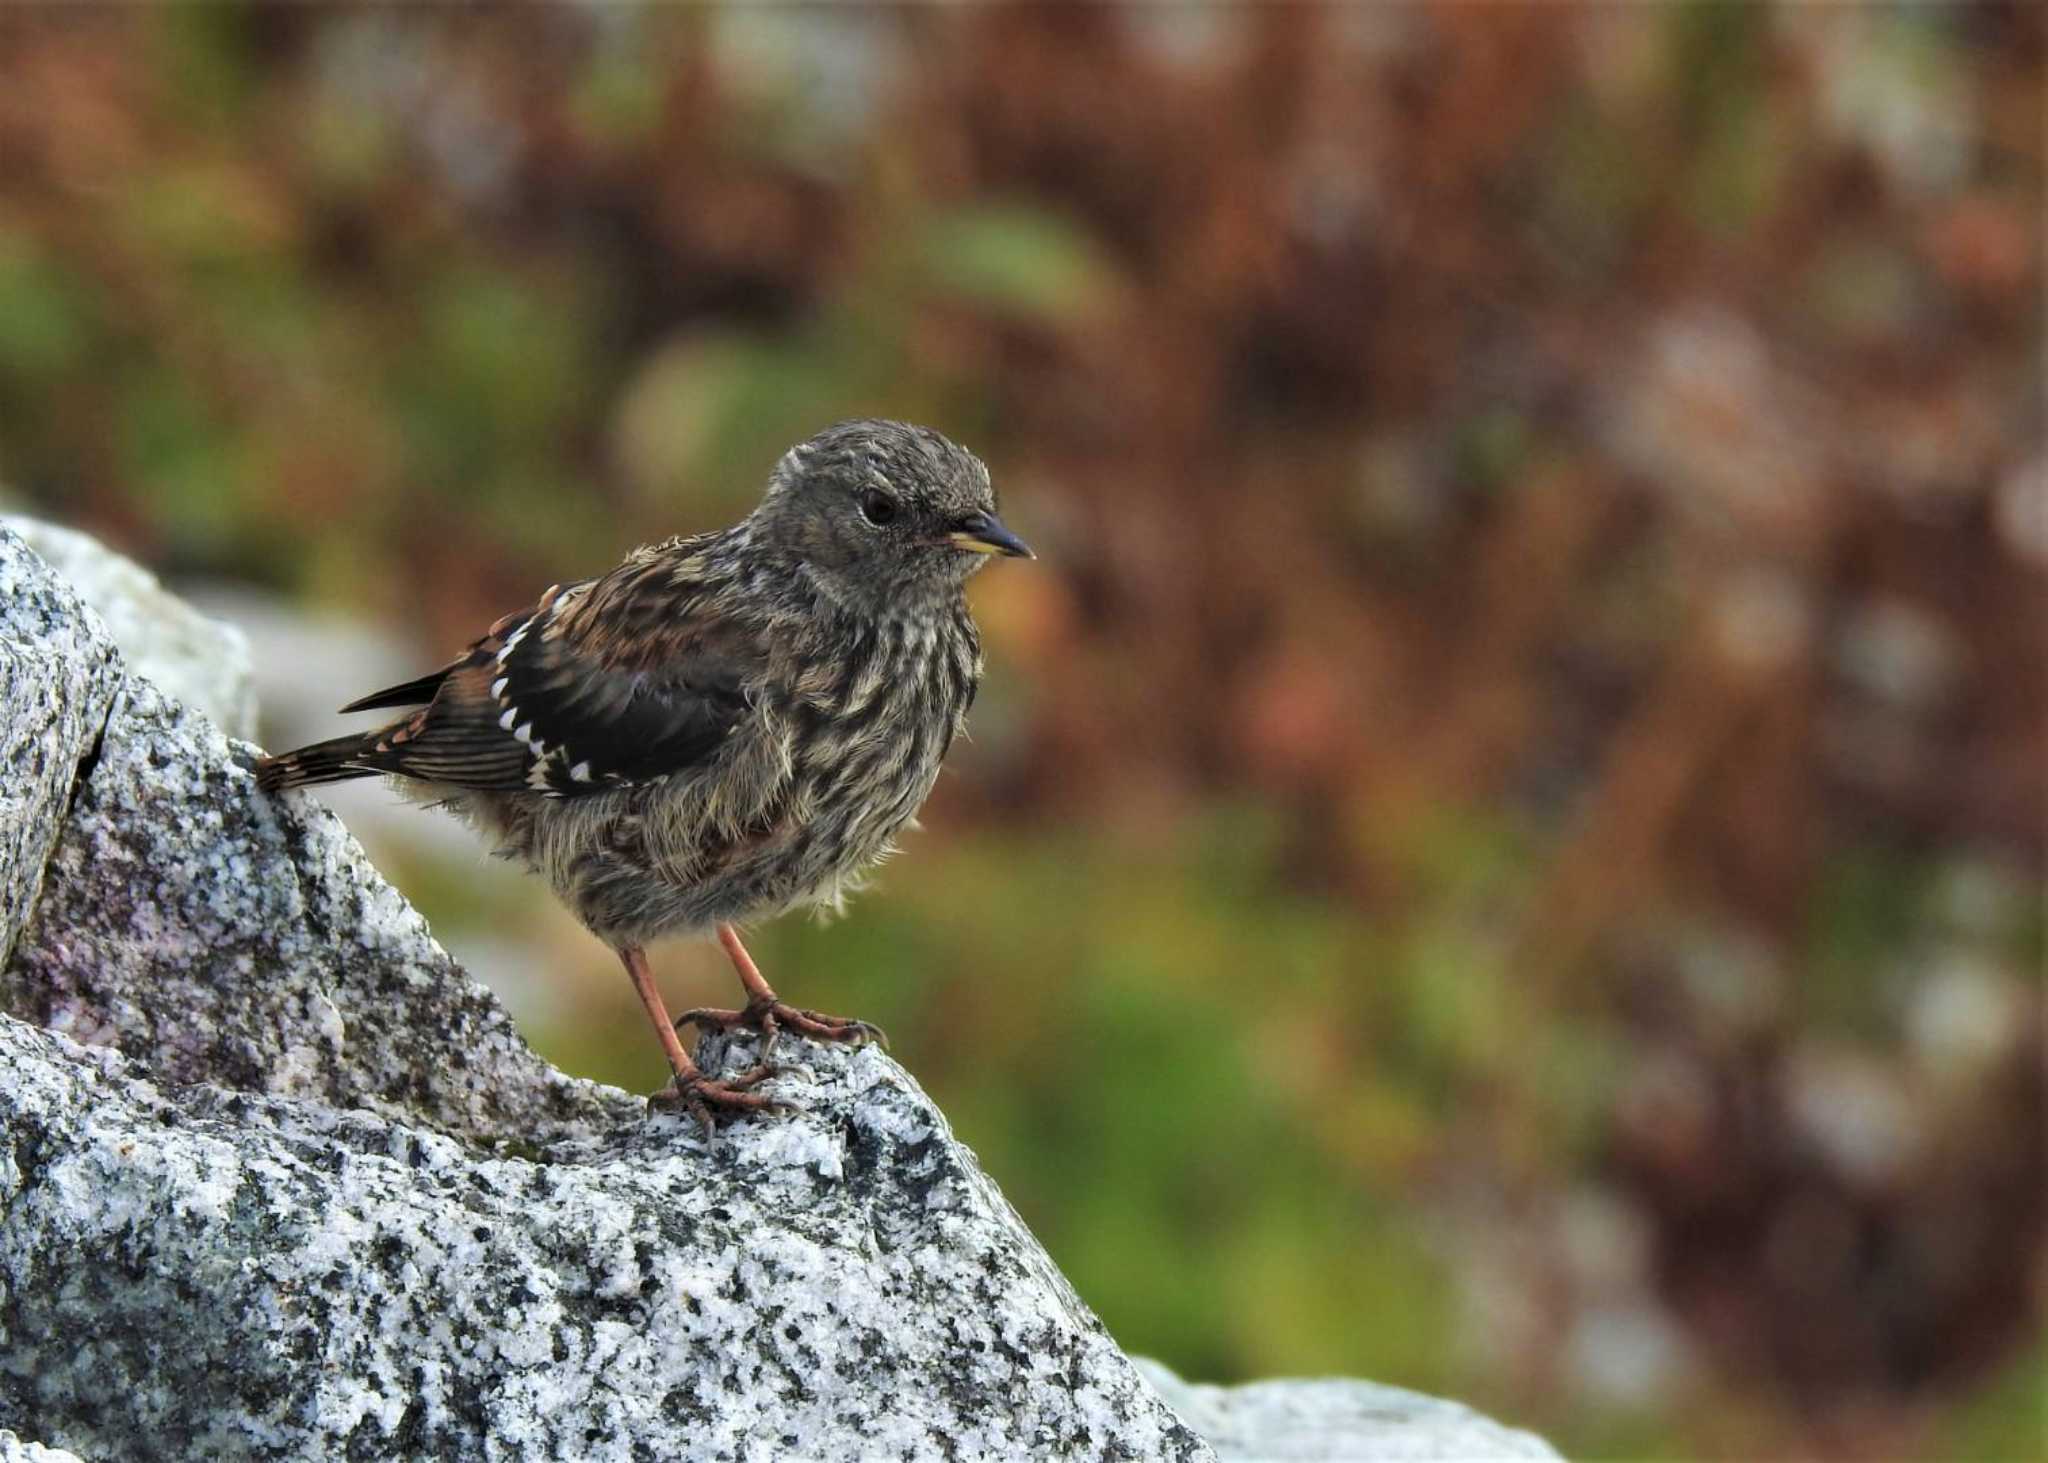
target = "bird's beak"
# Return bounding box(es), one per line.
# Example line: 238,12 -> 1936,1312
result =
947,511 -> 1035,560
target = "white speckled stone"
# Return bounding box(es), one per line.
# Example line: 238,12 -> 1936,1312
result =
1134,1360 -> 1562,1461
0,526 -> 123,973
1,516 -> 256,741
0,1019 -> 1210,1462
0,1430 -> 84,1463
0,627 -> 619,1143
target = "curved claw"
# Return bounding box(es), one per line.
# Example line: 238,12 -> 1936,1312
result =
720,1060 -> 782,1091
677,1000 -> 886,1054
647,1070 -> 792,1138
788,1008 -> 889,1051
678,999 -> 784,1065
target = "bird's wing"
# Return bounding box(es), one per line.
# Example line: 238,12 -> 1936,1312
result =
337,599 -> 558,715
359,558 -> 767,797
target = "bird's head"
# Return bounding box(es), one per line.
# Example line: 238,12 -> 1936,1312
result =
751,419 -> 1031,614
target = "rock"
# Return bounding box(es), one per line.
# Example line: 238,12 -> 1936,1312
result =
0,527 -> 122,973
0,516 -> 256,741
1,1019 -> 1210,1462
0,520 -> 1559,1462
1134,1361 -> 1562,1461
0,546 -> 618,1142
0,1432 -> 84,1463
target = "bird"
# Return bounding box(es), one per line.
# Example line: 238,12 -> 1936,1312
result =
255,419 -> 1032,1130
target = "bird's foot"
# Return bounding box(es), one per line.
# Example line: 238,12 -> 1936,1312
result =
647,1064 -> 788,1136
676,997 -> 888,1065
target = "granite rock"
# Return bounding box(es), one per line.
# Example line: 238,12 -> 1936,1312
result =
0,1431 -> 84,1463
0,597 -> 620,1143
0,516 -> 256,741
0,1018 -> 1209,1462
0,527 -> 122,973
1136,1360 -> 1562,1461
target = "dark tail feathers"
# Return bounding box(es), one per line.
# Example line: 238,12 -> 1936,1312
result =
254,733 -> 385,792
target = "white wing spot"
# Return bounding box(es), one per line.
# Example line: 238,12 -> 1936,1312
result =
496,616 -> 535,668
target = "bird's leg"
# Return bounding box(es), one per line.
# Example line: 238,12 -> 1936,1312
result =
675,922 -> 889,1061
619,943 -> 782,1132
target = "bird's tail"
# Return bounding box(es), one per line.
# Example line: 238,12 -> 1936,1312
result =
254,732 -> 385,792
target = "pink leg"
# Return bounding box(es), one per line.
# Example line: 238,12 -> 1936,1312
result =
674,922 -> 889,1061
619,943 -> 781,1133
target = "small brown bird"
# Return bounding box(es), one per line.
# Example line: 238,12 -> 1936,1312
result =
257,420 -> 1031,1128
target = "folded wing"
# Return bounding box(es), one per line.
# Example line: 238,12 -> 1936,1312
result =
271,554 -> 766,798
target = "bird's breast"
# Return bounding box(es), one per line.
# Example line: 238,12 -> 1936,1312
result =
779,612 -> 978,859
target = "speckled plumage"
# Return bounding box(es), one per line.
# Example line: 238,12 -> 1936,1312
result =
257,420 -> 1030,1124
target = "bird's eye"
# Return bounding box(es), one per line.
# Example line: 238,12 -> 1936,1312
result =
858,489 -> 900,527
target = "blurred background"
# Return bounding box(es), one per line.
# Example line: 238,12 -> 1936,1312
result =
0,5 -> 2040,1458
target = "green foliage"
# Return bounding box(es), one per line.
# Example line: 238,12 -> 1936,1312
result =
1936,1335 -> 2048,1463
1804,847 -> 1931,1040
915,203 -> 1121,325
117,365 -> 249,545
0,233 -> 97,378
751,827 -> 1467,1393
